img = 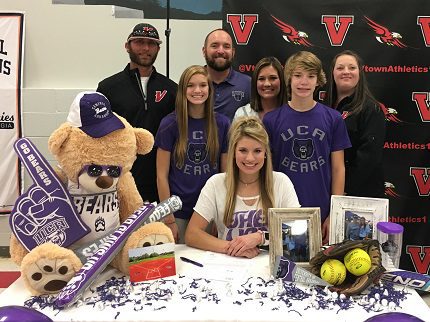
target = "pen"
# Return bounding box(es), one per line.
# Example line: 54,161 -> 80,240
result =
180,256 -> 204,267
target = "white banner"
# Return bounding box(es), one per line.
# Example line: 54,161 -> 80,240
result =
0,13 -> 24,214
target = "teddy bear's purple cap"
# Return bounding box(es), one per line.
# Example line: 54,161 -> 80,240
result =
67,91 -> 125,138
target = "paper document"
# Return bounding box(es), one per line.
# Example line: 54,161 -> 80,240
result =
186,251 -> 251,282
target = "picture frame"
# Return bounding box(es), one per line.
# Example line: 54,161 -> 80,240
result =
268,207 -> 322,272
329,196 -> 389,244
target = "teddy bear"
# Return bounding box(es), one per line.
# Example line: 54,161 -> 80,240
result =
9,91 -> 174,295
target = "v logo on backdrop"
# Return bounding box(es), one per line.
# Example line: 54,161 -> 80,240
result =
321,15 -> 354,46
410,167 -> 430,196
227,14 -> 258,45
407,246 -> 430,274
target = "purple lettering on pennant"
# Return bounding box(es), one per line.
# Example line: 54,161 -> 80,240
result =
10,138 -> 90,251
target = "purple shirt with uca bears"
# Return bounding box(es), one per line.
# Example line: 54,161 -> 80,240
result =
212,68 -> 251,121
155,112 -> 230,220
263,102 -> 351,221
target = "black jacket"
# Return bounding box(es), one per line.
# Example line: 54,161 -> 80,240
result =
97,64 -> 177,202
337,96 -> 386,198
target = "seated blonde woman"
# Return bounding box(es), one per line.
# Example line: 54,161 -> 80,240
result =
185,117 -> 300,258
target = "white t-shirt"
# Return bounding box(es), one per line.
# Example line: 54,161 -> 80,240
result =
233,103 -> 258,121
141,76 -> 149,97
194,172 -> 300,240
67,181 -> 120,247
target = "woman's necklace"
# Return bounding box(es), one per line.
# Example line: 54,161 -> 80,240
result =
238,177 -> 259,187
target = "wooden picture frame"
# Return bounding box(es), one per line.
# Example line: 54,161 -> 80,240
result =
329,196 -> 389,244
268,207 -> 321,272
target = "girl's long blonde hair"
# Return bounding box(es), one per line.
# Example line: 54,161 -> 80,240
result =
174,65 -> 219,168
223,116 -> 274,226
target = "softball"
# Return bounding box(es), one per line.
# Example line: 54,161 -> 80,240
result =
320,259 -> 346,285
344,248 -> 371,276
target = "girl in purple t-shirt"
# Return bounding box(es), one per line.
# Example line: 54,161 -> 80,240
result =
155,65 -> 229,243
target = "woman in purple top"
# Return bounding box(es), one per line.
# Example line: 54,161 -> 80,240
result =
155,65 -> 229,243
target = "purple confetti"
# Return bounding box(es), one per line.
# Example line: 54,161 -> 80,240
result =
21,274 -> 409,319
288,309 -> 303,316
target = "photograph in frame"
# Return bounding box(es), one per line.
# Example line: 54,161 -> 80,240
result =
268,208 -> 321,272
329,196 -> 389,244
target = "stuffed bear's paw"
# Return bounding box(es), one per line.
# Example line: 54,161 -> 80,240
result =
24,257 -> 76,294
21,243 -> 82,295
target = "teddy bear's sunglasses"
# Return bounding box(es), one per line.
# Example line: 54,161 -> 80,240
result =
80,164 -> 122,178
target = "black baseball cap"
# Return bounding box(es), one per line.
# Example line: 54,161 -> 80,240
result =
127,23 -> 162,44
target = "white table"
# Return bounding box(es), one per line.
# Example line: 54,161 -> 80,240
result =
1,245 -> 429,322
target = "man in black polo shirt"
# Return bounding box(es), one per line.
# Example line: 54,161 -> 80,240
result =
97,23 -> 177,202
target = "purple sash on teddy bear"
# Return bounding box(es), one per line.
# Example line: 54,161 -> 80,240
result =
10,138 -> 90,251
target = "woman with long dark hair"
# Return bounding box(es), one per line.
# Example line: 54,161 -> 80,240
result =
326,50 -> 386,198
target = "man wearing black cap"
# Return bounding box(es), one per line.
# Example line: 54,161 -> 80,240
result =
97,23 -> 177,203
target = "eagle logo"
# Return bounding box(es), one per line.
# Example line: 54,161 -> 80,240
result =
384,182 -> 401,198
364,16 -> 408,48
271,15 -> 313,47
379,102 -> 403,123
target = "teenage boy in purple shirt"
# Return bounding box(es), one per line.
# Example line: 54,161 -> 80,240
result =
263,51 -> 351,244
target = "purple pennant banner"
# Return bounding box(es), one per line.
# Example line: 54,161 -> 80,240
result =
10,138 -> 90,251
274,255 -> 330,287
